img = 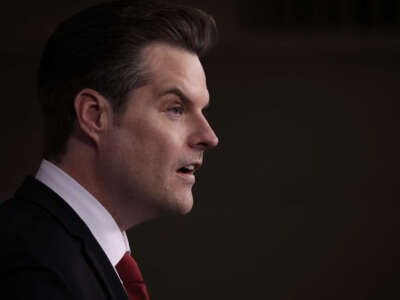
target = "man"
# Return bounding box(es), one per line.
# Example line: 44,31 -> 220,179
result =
0,0 -> 218,299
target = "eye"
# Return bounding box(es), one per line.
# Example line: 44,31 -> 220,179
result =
167,105 -> 184,116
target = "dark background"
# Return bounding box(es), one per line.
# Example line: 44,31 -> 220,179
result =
1,1 -> 399,299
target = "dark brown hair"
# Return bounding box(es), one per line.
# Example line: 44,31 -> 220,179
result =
38,0 -> 218,160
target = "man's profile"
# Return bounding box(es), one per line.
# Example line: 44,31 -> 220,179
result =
0,0 -> 218,298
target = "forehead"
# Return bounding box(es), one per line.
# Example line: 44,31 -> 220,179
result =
141,43 -> 209,104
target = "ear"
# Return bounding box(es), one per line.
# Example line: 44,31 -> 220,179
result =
73,88 -> 113,145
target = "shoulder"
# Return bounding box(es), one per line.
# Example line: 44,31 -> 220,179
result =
0,178 -> 114,299
0,192 -> 77,298
0,184 -> 84,273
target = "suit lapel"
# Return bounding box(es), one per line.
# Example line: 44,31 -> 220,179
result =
15,177 -> 128,300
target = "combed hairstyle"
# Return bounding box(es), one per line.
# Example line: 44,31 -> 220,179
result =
37,0 -> 218,160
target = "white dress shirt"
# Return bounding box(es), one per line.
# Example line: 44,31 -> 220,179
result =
35,159 -> 130,268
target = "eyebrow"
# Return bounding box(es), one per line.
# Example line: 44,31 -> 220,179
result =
159,87 -> 210,109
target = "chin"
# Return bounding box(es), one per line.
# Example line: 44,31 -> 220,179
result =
179,200 -> 193,215
170,192 -> 194,215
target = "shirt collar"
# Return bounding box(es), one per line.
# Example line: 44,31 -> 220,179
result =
35,159 -> 130,266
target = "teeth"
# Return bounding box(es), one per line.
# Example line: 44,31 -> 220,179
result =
178,164 -> 198,174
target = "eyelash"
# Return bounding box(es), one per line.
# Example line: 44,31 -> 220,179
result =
167,105 -> 184,117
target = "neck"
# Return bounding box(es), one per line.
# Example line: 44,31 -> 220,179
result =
52,141 -> 156,231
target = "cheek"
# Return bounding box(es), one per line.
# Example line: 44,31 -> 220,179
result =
115,114 -> 186,170
135,119 -> 182,150
145,135 -> 181,167
122,128 -> 172,166
148,137 -> 185,180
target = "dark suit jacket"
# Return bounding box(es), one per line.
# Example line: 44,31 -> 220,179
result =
0,177 -> 129,299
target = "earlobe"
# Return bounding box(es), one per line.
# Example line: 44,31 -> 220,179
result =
74,88 -> 111,145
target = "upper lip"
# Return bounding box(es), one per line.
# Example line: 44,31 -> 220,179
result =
192,162 -> 202,172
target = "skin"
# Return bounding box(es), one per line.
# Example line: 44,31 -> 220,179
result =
57,43 -> 218,231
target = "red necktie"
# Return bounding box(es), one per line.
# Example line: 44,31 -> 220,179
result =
116,252 -> 150,300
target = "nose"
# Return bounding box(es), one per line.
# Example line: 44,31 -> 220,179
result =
189,115 -> 219,150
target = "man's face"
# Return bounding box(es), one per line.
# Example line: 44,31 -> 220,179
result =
99,43 -> 218,226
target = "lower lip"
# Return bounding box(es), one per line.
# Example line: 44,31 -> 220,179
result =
176,172 -> 195,184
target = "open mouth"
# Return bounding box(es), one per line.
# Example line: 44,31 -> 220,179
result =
177,164 -> 196,175
176,163 -> 201,176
